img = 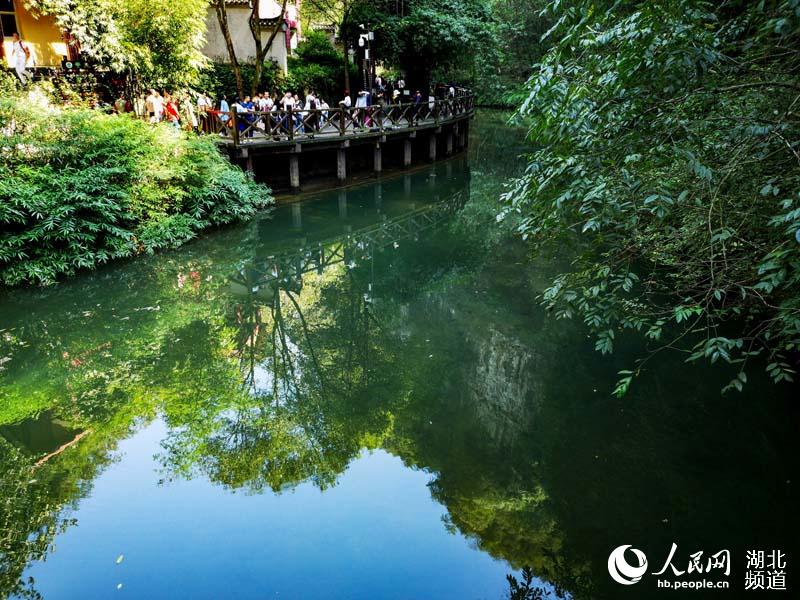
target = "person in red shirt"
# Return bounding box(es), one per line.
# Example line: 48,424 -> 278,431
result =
164,93 -> 181,128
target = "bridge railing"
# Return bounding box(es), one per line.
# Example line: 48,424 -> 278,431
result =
207,93 -> 475,146
230,188 -> 470,293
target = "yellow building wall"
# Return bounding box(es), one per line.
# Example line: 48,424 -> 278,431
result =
3,1 -> 65,68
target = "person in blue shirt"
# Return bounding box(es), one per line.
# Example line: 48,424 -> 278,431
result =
412,90 -> 423,124
242,96 -> 256,138
218,95 -> 230,136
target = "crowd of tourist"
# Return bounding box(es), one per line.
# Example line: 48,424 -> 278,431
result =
111,79 -> 463,138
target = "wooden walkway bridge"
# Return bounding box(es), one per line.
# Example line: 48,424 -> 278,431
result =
229,188 -> 469,297
215,92 -> 475,190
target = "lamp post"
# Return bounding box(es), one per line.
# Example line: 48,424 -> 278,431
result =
358,27 -> 375,95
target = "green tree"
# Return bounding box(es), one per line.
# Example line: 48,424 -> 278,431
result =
340,0 -> 498,94
120,0 -> 210,88
474,0 -> 551,105
396,0 -> 492,88
0,92 -> 271,286
503,0 -> 800,392
287,30 -> 348,98
303,0 -> 365,93
29,0 -> 210,89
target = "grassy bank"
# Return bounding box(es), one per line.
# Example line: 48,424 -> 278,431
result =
0,87 -> 271,287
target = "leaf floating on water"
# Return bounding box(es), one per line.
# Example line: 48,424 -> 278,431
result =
116,554 -> 124,564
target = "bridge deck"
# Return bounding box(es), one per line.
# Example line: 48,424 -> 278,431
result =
218,112 -> 472,151
213,94 -> 475,152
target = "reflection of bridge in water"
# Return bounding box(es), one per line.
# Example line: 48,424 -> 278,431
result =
229,189 -> 468,296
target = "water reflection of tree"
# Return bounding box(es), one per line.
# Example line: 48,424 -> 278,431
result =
0,411 -> 148,600
154,210 -> 597,595
7,180 -> 793,600
158,250 -> 401,494
0,194 -> 591,599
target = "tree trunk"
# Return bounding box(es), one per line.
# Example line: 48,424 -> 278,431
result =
343,48 -> 350,95
250,0 -> 264,97
294,0 -> 302,38
250,0 -> 289,96
214,0 -> 244,98
341,14 -> 350,95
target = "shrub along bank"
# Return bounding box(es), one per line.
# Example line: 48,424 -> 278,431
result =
0,89 -> 272,287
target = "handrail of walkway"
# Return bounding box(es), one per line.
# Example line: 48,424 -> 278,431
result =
207,91 -> 475,147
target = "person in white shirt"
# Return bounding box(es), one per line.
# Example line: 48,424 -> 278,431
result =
319,98 -> 329,124
145,90 -> 159,123
134,94 -> 146,119
354,90 -> 370,128
152,92 -> 165,123
197,93 -> 210,113
10,33 -> 31,84
337,91 -> 352,130
196,92 -> 211,133
304,91 -> 318,132
303,91 -> 316,111
280,92 -> 295,135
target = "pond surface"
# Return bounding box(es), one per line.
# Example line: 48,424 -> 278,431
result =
1,112 -> 798,599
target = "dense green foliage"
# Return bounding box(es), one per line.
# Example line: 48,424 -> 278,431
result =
344,0 -> 493,90
286,31 -> 355,99
503,0 -> 800,391
324,0 -> 545,105
29,0 -> 209,89
198,60 -> 283,100
473,0 -> 550,105
0,91 -> 271,287
198,34 -> 351,101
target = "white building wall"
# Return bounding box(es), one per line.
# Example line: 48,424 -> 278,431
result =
204,7 -> 288,74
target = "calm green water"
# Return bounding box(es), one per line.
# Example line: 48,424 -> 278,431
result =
1,112 -> 798,599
